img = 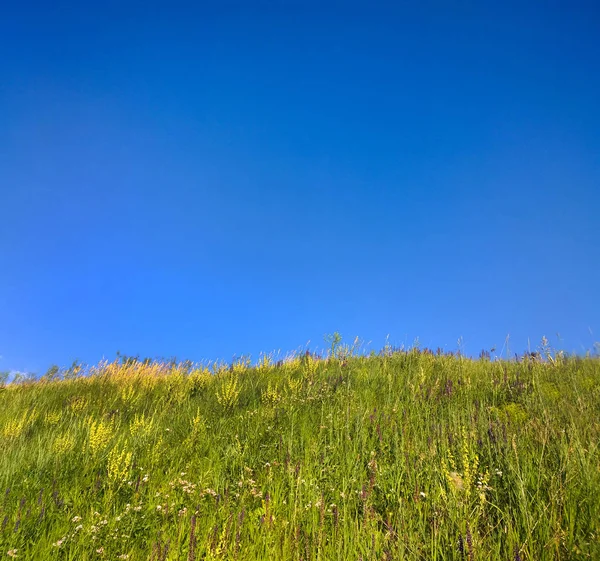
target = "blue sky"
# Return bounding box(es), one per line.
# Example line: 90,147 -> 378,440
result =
1,2 -> 599,373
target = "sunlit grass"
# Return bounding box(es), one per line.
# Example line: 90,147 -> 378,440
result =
1,343 -> 599,559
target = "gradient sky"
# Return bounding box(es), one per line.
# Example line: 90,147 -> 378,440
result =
1,2 -> 599,373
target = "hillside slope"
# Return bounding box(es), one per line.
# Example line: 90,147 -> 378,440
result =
1,350 -> 599,560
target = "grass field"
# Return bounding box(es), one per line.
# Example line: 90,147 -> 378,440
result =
1,342 -> 599,560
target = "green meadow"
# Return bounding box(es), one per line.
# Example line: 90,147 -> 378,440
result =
1,343 -> 599,560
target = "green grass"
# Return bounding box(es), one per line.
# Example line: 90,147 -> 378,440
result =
1,348 -> 599,560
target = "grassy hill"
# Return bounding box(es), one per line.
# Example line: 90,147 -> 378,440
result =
1,347 -> 599,560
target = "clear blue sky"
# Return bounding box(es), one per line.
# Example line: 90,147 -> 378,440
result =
1,2 -> 599,373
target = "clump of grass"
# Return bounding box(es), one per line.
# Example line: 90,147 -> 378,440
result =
0,342 -> 599,560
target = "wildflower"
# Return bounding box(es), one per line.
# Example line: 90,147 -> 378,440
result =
71,516 -> 82,523
419,492 -> 427,498
118,555 -> 130,560
107,446 -> 132,483
96,547 -> 105,554
7,550 -> 18,558
448,472 -> 464,491
53,433 -> 76,455
88,419 -> 113,456
52,538 -> 65,547
75,525 -> 83,531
